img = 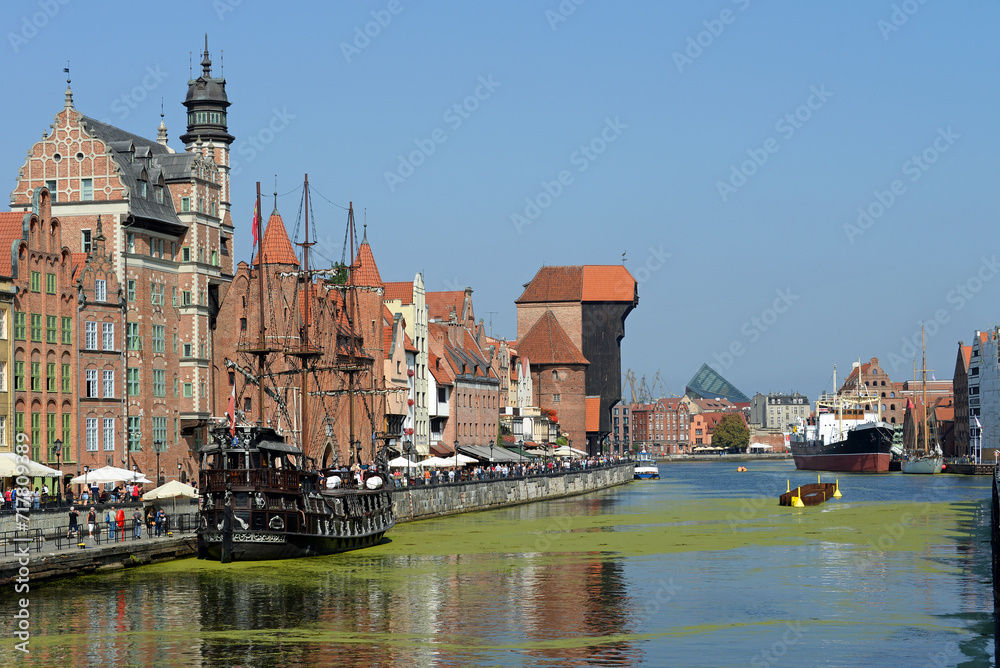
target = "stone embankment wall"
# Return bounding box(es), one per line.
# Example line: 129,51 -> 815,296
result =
390,463 -> 633,522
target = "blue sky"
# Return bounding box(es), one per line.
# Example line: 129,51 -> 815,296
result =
2,1 -> 997,401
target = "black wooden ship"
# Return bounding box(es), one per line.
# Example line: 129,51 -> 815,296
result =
198,178 -> 395,562
198,425 -> 394,561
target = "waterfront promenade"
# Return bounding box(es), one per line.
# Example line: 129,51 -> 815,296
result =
0,461 -> 633,585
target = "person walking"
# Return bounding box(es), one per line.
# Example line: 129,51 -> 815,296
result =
132,508 -> 142,539
68,506 -> 79,539
106,506 -> 116,541
116,506 -> 125,542
154,508 -> 164,537
87,507 -> 96,540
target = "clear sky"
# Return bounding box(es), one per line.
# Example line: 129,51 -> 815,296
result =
2,1 -> 997,401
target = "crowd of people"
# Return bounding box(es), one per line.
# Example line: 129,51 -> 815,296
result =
390,454 -> 631,487
65,504 -> 171,542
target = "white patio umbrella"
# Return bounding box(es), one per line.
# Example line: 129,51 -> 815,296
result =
142,479 -> 198,514
417,456 -> 463,467
0,453 -> 63,477
551,446 -> 588,458
387,456 -> 418,468
70,465 -> 152,485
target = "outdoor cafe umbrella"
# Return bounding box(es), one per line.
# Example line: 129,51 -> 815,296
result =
142,479 -> 198,514
0,452 -> 63,478
551,445 -> 588,458
387,456 -> 418,468
70,465 -> 152,486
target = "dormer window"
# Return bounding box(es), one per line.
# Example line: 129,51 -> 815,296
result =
155,184 -> 164,204
139,181 -> 147,197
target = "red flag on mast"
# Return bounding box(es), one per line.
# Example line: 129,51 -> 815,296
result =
228,380 -> 236,438
251,198 -> 260,249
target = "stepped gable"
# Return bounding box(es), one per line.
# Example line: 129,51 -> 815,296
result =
350,232 -> 383,287
255,205 -> 298,266
383,281 -> 413,304
516,310 -> 588,366
0,212 -> 26,275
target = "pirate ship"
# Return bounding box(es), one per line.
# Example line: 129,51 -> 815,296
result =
197,178 -> 395,561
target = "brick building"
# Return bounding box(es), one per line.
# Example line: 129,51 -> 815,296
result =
953,340 -> 973,457
8,43 -> 234,485
383,275 -> 430,454
515,265 -> 637,454
212,210 -> 386,467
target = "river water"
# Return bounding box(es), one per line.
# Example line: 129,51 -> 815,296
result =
1,460 -> 995,667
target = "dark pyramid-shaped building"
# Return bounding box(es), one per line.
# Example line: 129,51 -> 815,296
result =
686,363 -> 750,404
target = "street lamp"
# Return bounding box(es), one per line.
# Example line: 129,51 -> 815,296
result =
517,439 -> 523,469
52,439 -> 62,501
403,438 -> 413,486
453,439 -> 459,474
489,439 -> 494,466
154,440 -> 163,486
83,465 -> 89,500
177,461 -> 182,482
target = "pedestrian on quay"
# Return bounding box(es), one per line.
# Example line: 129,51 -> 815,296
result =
32,488 -> 40,509
116,506 -> 125,542
81,489 -> 89,504
87,507 -> 96,540
106,506 -> 116,541
132,508 -> 142,539
154,508 -> 164,537
68,506 -> 79,539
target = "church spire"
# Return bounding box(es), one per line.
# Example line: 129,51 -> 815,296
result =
201,33 -> 212,77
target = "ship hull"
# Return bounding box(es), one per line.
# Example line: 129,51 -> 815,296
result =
790,423 -> 893,473
200,528 -> 390,561
900,455 -> 943,474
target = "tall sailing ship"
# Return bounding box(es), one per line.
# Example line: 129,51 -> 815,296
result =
900,328 -> 943,474
198,178 -> 395,562
789,365 -> 894,473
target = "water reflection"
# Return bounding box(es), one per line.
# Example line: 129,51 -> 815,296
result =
3,461 -> 995,666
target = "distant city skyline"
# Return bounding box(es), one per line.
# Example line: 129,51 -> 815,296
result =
1,1 -> 996,403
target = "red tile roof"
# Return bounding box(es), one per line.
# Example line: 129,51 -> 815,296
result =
0,212 -> 26,276
426,290 -> 466,321
581,265 -> 636,302
71,252 -> 88,280
516,265 -> 636,304
428,352 -> 452,385
962,345 -> 972,369
254,208 -> 299,266
586,396 -> 601,432
515,310 -> 588,365
350,240 -> 382,287
383,281 -> 414,304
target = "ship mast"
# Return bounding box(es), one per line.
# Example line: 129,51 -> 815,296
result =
256,182 -> 266,426
301,176 -> 312,458
347,202 -> 357,464
922,326 -> 928,455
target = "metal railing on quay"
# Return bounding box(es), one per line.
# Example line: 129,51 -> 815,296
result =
0,496 -> 162,516
389,458 -> 634,489
0,513 -> 200,555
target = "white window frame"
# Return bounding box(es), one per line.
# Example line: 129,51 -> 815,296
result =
102,322 -> 114,351
103,417 -> 115,452
86,418 -> 99,452
85,321 -> 97,350
95,279 -> 106,302
86,369 -> 98,398
103,370 -> 115,398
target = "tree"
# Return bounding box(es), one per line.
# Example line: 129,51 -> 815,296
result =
712,413 -> 749,452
